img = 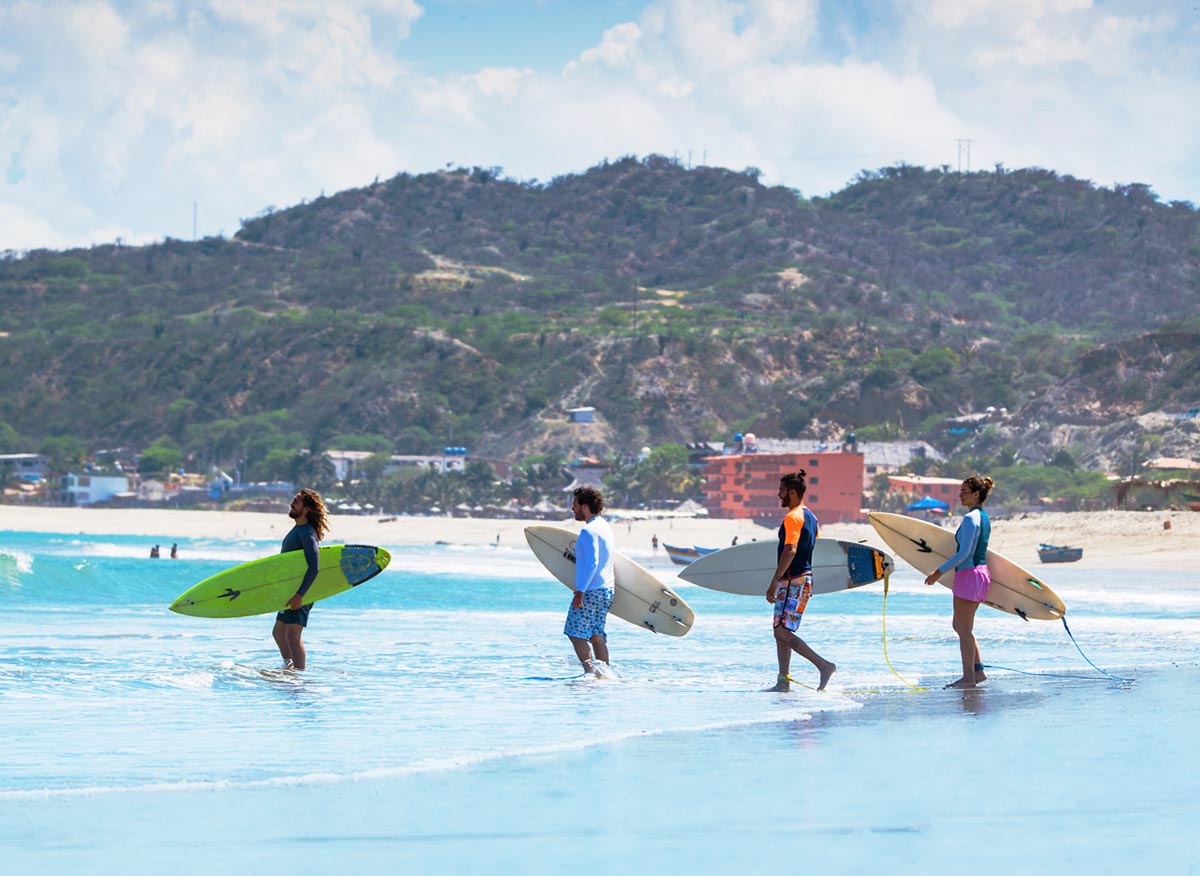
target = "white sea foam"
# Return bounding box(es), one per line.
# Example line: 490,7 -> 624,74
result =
144,671 -> 215,690
0,708 -> 846,800
0,547 -> 35,584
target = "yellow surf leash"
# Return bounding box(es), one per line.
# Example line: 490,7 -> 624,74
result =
783,571 -> 926,695
879,570 -> 927,692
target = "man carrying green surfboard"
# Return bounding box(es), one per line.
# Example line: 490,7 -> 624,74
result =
271,488 -> 329,671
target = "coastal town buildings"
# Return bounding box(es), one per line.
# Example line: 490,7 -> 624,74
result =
326,449 -> 471,483
697,436 -> 947,523
700,450 -> 866,523
0,453 -> 47,482
60,473 -> 130,506
885,474 -> 964,503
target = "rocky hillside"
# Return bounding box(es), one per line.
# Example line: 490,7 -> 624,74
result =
1,156 -> 1197,475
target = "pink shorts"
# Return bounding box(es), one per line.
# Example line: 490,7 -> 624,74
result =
952,566 -> 991,603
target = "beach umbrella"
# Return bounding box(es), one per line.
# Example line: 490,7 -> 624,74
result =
906,495 -> 950,513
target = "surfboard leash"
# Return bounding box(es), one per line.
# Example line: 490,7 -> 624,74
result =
1060,616 -> 1135,683
879,571 -> 928,692
976,664 -> 1129,682
972,617 -> 1134,684
801,572 -> 931,696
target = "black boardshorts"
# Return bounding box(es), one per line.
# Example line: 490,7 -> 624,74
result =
276,603 -> 312,627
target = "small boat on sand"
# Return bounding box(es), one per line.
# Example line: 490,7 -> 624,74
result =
664,544 -> 700,566
663,544 -> 718,566
1038,543 -> 1083,564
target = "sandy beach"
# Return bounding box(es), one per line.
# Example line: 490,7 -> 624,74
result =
2,504 -> 1196,570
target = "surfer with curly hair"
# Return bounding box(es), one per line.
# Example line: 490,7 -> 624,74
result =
271,488 -> 329,671
925,475 -> 994,689
565,486 -> 616,677
767,470 -> 836,692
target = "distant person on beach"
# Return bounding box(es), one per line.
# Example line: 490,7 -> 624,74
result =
766,470 -> 836,692
651,534 -> 658,552
924,475 -> 994,689
271,488 -> 329,671
565,486 -> 615,677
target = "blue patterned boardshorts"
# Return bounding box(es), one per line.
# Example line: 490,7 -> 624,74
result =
564,587 -> 615,639
772,573 -> 813,632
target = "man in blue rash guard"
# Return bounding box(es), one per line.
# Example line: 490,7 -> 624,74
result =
271,488 -> 329,671
564,486 -> 616,677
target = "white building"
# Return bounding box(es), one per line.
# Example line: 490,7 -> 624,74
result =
61,473 -> 130,505
327,449 -> 469,482
327,450 -> 377,484
0,453 -> 48,482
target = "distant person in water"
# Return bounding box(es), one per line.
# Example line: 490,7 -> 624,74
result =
271,488 -> 329,671
170,543 -> 178,559
150,545 -> 160,558
767,470 -> 836,692
924,475 -> 994,689
565,486 -> 615,677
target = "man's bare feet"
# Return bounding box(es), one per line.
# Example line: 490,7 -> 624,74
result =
817,662 -> 837,691
975,670 -> 987,683
769,674 -> 791,692
945,677 -> 977,689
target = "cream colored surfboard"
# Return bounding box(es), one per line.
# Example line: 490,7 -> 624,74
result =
524,525 -> 694,636
868,511 -> 1065,620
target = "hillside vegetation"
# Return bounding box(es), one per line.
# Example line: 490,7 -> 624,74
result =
1,156 -> 1198,479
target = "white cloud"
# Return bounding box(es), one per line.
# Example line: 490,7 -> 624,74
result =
0,202 -> 70,251
568,21 -> 642,71
201,0 -> 420,89
924,0 -> 1093,29
1,0 -> 1199,249
472,66 -> 533,102
647,0 -> 820,73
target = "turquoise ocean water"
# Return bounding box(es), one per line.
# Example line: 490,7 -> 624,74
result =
2,528 -> 1198,874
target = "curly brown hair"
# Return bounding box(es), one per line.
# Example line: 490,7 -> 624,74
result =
295,488 -> 330,541
573,486 -> 604,515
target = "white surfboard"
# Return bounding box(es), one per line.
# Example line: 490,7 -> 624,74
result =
868,511 -> 1066,621
524,525 -> 694,636
678,538 -> 894,596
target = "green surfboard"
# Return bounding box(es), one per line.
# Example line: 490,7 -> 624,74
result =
169,544 -> 391,618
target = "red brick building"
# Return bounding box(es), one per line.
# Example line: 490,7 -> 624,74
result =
701,451 -> 866,523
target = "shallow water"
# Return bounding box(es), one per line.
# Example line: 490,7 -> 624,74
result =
1,530 -> 1197,873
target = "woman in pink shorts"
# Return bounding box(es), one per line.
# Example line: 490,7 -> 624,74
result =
924,475 -> 994,689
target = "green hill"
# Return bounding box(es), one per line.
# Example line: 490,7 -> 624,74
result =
1,156 -> 1198,477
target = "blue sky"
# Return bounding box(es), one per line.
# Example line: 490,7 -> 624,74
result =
2,0 -> 1198,251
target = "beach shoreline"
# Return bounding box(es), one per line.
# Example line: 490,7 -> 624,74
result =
1,504 -> 1196,570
